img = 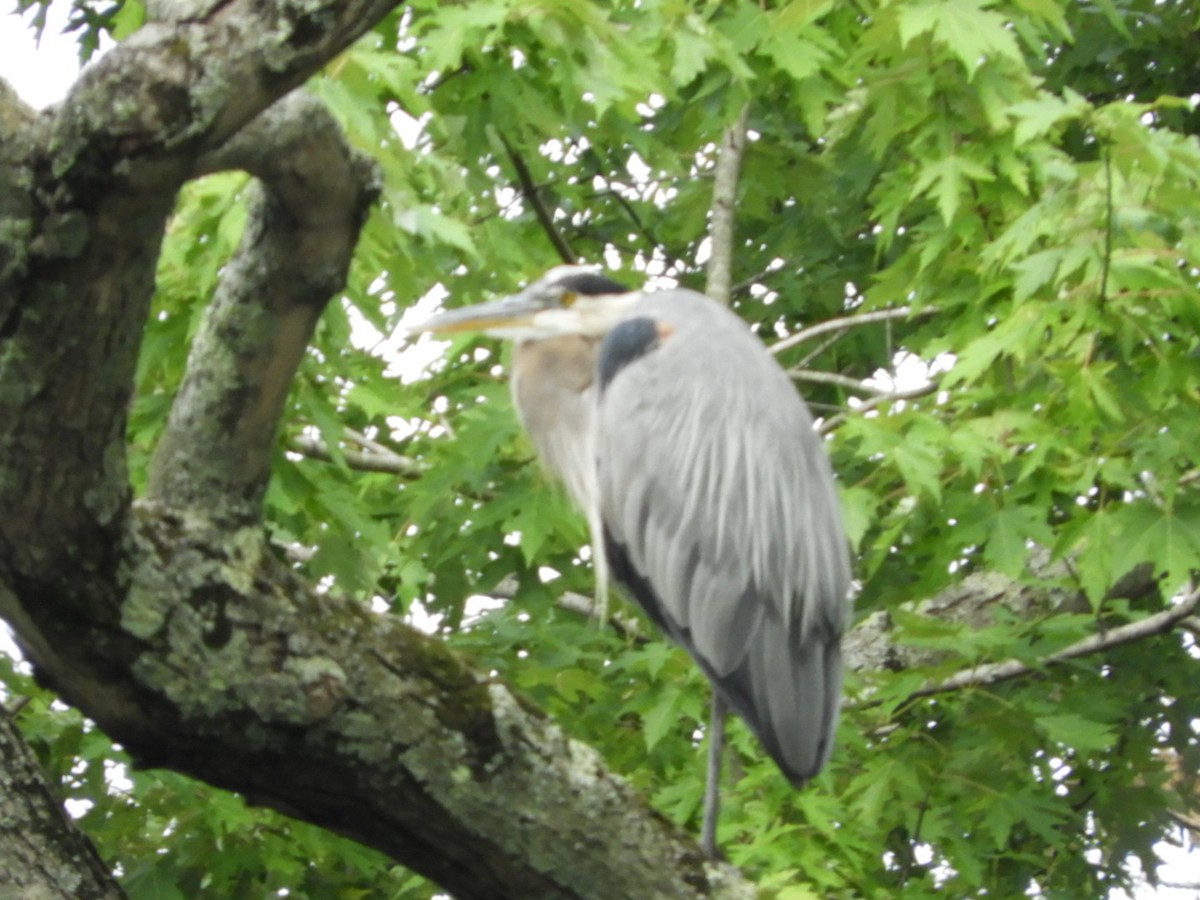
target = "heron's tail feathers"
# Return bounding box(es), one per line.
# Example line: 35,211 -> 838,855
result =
714,625 -> 842,785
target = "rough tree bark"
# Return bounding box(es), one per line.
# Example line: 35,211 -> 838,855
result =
0,708 -> 125,899
0,2 -> 757,897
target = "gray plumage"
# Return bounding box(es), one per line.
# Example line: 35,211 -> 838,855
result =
595,290 -> 850,782
415,266 -> 852,790
511,334 -> 601,515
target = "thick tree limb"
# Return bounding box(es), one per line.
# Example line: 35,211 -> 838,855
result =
146,91 -> 378,520
146,91 -> 378,521
0,0 -> 406,581
0,80 -> 36,289
106,505 -> 751,899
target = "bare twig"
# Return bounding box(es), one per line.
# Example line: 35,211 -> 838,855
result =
770,306 -> 935,357
500,133 -> 575,264
345,426 -> 402,456
818,383 -> 939,434
1160,879 -> 1200,891
730,264 -> 784,297
585,186 -> 674,264
789,368 -> 889,394
488,575 -> 646,644
906,587 -> 1200,702
291,433 -> 422,477
797,331 -> 848,370
706,104 -> 750,307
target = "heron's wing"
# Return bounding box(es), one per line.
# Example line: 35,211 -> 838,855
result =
597,292 -> 851,781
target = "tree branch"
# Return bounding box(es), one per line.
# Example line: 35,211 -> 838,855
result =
0,78 -> 36,291
705,103 -> 750,306
500,133 -> 575,264
147,91 -> 379,520
0,0 -> 408,731
490,575 -> 647,644
770,305 -> 935,357
573,138 -> 693,275
0,0 -> 406,576
818,383 -> 940,434
291,431 -> 423,477
103,505 -> 753,899
906,586 -> 1200,701
843,557 -> 1191,719
789,368 -> 889,394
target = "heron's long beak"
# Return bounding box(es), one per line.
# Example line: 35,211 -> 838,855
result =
409,293 -> 545,336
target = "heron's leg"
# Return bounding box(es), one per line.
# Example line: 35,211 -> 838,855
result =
700,692 -> 727,859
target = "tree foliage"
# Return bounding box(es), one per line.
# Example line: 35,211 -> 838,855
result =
2,0 -> 1199,897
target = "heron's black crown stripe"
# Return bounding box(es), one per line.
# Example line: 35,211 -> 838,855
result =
598,317 -> 660,392
558,271 -> 629,296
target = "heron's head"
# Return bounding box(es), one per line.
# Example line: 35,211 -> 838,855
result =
412,265 -> 639,342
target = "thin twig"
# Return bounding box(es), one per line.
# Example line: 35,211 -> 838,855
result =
770,306 -> 935,357
344,426 -> 412,460
789,368 -> 892,394
730,264 -> 784,297
586,186 -> 686,272
574,138 -> 693,275
705,103 -> 750,307
818,383 -> 939,434
487,575 -> 646,643
797,330 -> 846,370
499,133 -> 575,264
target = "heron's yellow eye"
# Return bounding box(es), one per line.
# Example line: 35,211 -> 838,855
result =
560,291 -> 577,307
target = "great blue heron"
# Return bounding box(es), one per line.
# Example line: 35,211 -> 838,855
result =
416,265 -> 852,855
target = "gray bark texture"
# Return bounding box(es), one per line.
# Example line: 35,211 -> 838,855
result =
0,710 -> 125,900
0,2 -> 753,897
